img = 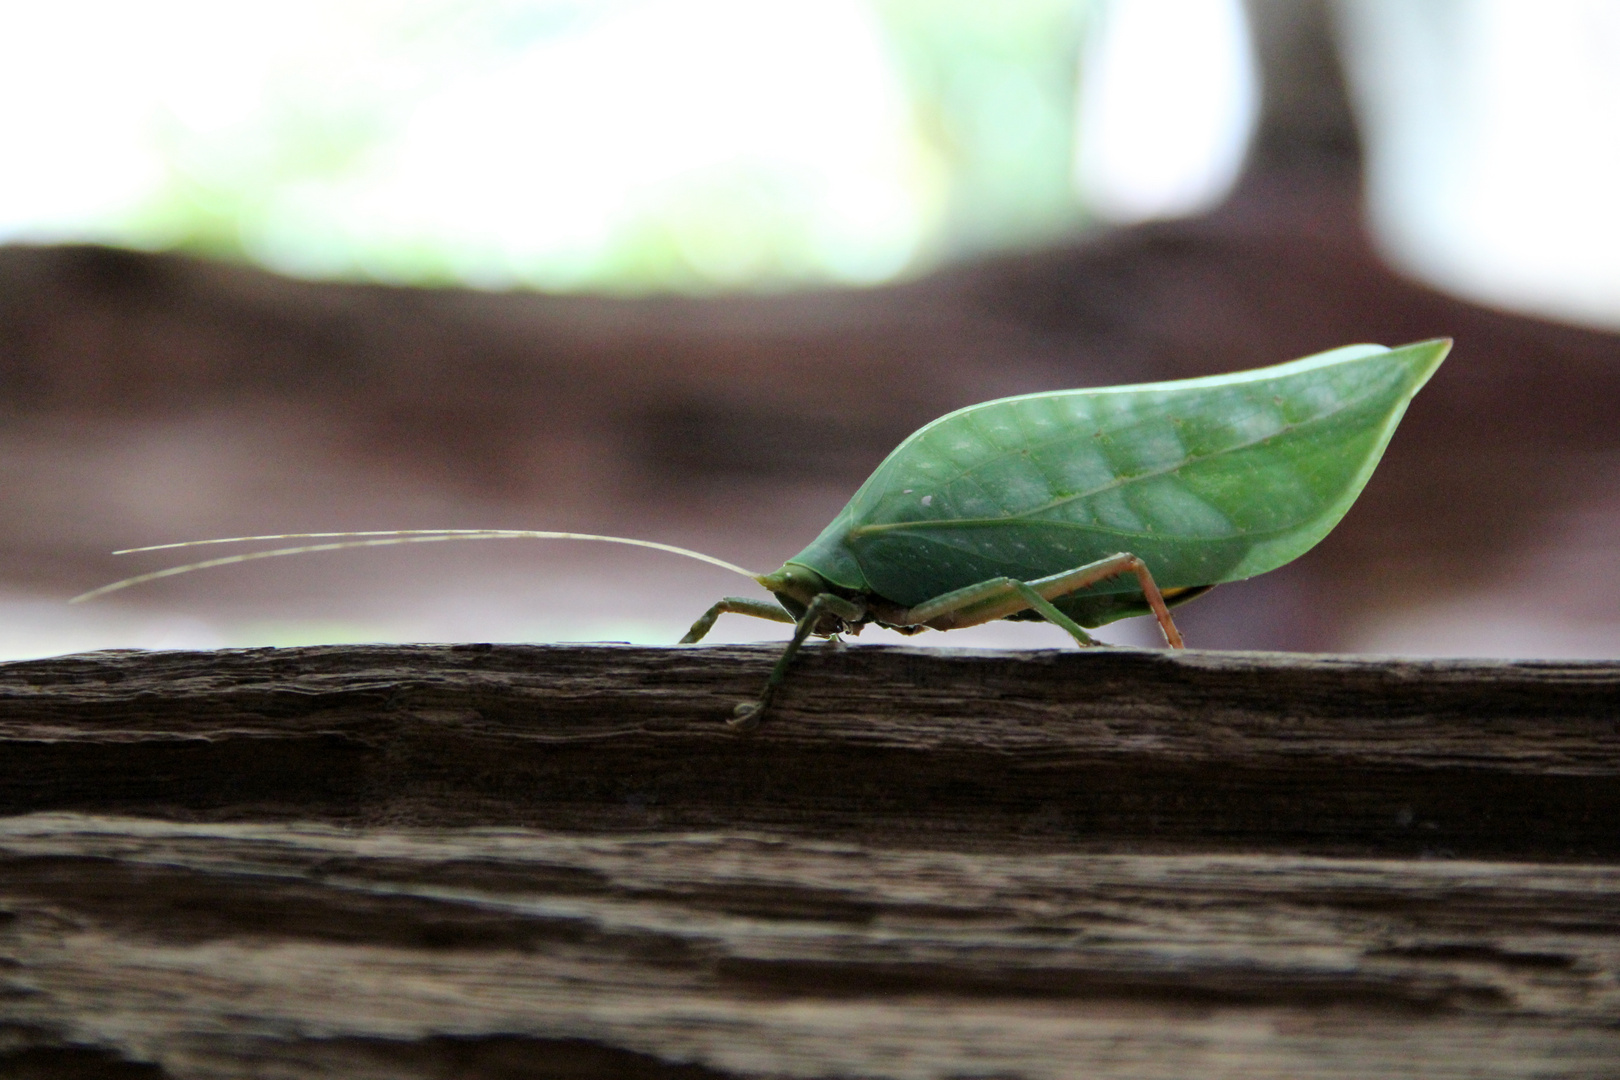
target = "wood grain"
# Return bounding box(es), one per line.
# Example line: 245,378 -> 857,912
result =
2,644 -> 1618,1077
3,815 -> 1619,1078
1,644 -> 1617,855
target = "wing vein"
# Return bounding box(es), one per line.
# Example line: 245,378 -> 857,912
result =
855,374 -> 1395,538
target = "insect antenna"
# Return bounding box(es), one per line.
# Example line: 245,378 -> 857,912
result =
71,530 -> 763,603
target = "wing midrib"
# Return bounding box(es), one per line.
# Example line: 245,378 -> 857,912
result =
853,373 -> 1393,539
850,512 -> 1301,545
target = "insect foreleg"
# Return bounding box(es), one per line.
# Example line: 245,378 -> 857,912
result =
899,553 -> 1186,649
680,598 -> 795,644
729,592 -> 865,733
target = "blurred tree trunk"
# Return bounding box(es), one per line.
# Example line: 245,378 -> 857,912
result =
1244,0 -> 1362,178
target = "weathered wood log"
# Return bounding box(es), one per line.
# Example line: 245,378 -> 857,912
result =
2,644 -> 1618,1078
2,644 -> 1617,855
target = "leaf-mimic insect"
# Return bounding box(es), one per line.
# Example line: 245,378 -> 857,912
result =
77,338 -> 1451,729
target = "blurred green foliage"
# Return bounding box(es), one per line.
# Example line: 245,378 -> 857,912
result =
871,0 -> 1090,261
111,0 -> 1094,292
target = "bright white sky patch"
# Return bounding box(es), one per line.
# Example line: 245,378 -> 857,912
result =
1072,0 -> 1259,224
249,0 -> 935,289
0,3 -> 167,241
0,0 -> 938,290
11,0 -> 1620,325
1340,0 -> 1620,331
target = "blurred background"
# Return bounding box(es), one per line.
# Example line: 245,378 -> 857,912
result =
1,0 -> 1618,659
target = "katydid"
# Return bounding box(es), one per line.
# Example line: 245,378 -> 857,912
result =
76,338 -> 1451,730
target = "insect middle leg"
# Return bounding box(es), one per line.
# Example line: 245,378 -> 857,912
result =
897,552 -> 1186,648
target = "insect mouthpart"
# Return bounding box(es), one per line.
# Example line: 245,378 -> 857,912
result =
756,562 -> 834,617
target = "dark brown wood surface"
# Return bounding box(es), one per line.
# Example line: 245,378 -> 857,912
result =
2,644 -> 1618,1077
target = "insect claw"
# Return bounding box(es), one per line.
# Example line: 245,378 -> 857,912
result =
727,702 -> 763,733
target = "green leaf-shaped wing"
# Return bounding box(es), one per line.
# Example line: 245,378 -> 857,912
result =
788,339 -> 1450,623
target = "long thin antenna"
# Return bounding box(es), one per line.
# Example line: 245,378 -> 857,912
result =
72,530 -> 762,604
115,529 -> 569,554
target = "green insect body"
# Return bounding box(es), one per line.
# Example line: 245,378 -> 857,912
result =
768,339 -> 1449,626
685,338 -> 1450,725
79,338 -> 1450,732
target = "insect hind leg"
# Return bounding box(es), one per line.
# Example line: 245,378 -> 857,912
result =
1030,553 -> 1185,648
898,553 -> 1186,649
